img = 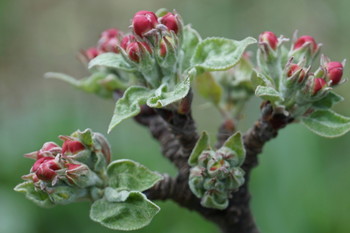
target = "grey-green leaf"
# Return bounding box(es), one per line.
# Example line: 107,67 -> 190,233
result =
108,86 -> 152,133
302,109 -> 350,138
312,91 -> 344,110
14,182 -> 54,208
251,69 -> 274,88
188,131 -> 210,166
107,159 -> 163,192
195,72 -> 222,106
45,72 -> 80,86
181,25 -> 202,72
191,37 -> 256,72
89,53 -> 136,72
90,191 -> 160,231
146,77 -> 191,108
255,85 -> 284,102
223,132 -> 246,166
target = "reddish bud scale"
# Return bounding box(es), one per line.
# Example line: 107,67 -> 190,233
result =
259,31 -> 278,50
313,78 -> 327,95
159,12 -> 179,34
132,11 -> 158,37
293,35 -> 317,52
62,140 -> 85,155
326,61 -> 343,85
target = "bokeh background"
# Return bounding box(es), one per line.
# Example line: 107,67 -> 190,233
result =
1,0 -> 350,232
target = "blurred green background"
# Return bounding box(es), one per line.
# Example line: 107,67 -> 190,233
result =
1,0 -> 350,232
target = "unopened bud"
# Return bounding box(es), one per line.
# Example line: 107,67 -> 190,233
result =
326,61 -> 343,85
293,35 -> 318,53
84,48 -> 100,60
313,78 -> 327,95
126,42 -> 152,62
120,35 -> 136,50
32,157 -> 61,181
259,31 -> 278,50
98,28 -> 120,53
25,142 -> 61,160
62,140 -> 85,155
132,11 -> 158,37
159,12 -> 179,34
287,64 -> 306,83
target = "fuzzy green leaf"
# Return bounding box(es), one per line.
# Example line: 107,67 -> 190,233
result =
74,128 -> 93,147
251,70 -> 274,88
255,85 -> 284,102
195,72 -> 222,106
181,25 -> 202,72
107,159 -> 162,192
14,182 -> 54,208
108,86 -> 152,133
312,92 -> 344,110
201,192 -> 228,210
191,37 -> 256,72
89,53 -> 136,72
188,131 -> 210,166
302,109 -> 350,138
146,77 -> 191,108
223,132 -> 246,166
90,191 -> 160,231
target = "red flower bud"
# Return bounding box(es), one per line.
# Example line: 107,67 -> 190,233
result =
313,78 -> 327,95
85,47 -> 100,60
293,35 -> 318,52
287,64 -> 306,82
159,12 -> 179,34
326,61 -> 343,85
132,11 -> 158,37
100,28 -> 119,39
120,35 -> 136,50
62,140 -> 85,155
259,31 -> 278,50
32,157 -> 60,181
65,163 -> 91,187
126,42 -> 152,62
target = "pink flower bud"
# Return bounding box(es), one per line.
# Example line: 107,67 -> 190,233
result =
287,64 -> 306,82
293,35 -> 318,52
126,42 -> 152,62
100,28 -> 119,39
326,61 -> 343,85
259,31 -> 278,50
25,142 -> 61,160
65,163 -> 88,185
62,140 -> 85,155
132,11 -> 158,37
85,48 -> 100,60
159,12 -> 179,34
313,78 -> 327,95
120,35 -> 136,50
32,157 -> 60,181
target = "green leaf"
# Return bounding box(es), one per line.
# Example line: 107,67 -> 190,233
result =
223,132 -> 246,166
255,85 -> 284,102
89,53 -> 136,72
195,72 -> 222,106
312,92 -> 344,110
45,72 -> 80,86
191,37 -> 256,72
146,77 -> 191,108
73,128 -> 93,147
107,159 -> 162,192
251,69 -> 274,88
302,109 -> 350,138
49,186 -> 88,205
181,25 -> 202,72
14,182 -> 54,208
108,86 -> 152,133
188,132 -> 210,166
90,191 -> 160,231
200,192 -> 228,210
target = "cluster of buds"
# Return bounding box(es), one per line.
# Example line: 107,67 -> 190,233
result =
257,31 -> 346,117
83,28 -> 121,61
20,129 -> 111,204
189,148 -> 245,210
